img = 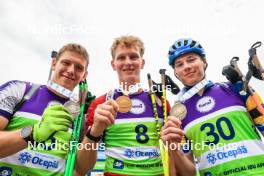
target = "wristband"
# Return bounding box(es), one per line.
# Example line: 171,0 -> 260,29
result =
86,127 -> 102,142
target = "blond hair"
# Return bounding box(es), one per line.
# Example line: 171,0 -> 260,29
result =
57,43 -> 89,67
111,35 -> 145,59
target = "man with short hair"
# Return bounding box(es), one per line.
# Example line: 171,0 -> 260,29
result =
76,35 -> 169,176
161,38 -> 264,176
0,43 -> 96,176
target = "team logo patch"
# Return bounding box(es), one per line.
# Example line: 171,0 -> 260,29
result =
113,159 -> 124,169
0,166 -> 12,176
130,99 -> 146,114
204,172 -> 212,176
196,96 -> 215,113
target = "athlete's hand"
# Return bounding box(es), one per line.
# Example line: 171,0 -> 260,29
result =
33,105 -> 74,142
90,99 -> 119,137
161,116 -> 184,144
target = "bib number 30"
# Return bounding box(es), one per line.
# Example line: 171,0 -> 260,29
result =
200,117 -> 235,145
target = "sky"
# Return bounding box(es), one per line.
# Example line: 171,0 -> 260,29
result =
1,0 -> 264,102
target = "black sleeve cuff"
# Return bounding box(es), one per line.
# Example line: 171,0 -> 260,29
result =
86,127 -> 102,142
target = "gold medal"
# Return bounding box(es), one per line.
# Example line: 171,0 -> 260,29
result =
116,95 -> 132,113
170,102 -> 187,120
64,100 -> 80,117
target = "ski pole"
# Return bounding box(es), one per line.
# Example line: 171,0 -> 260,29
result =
159,69 -> 169,176
64,80 -> 88,176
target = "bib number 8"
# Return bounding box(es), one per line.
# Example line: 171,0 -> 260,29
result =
135,124 -> 149,144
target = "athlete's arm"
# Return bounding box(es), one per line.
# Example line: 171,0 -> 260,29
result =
74,137 -> 98,176
74,96 -> 118,175
161,116 -> 196,176
0,116 -> 29,158
0,81 -> 30,158
170,150 -> 196,176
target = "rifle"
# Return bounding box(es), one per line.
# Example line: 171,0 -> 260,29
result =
222,41 -> 264,136
248,41 -> 264,80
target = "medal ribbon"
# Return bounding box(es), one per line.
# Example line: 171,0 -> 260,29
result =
47,80 -> 77,101
178,78 -> 210,102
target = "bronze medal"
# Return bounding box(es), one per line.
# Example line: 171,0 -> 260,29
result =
64,100 -> 80,117
170,102 -> 187,120
116,95 -> 132,113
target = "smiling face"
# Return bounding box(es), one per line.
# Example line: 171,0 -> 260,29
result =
111,45 -> 145,87
51,51 -> 88,91
173,53 -> 207,86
